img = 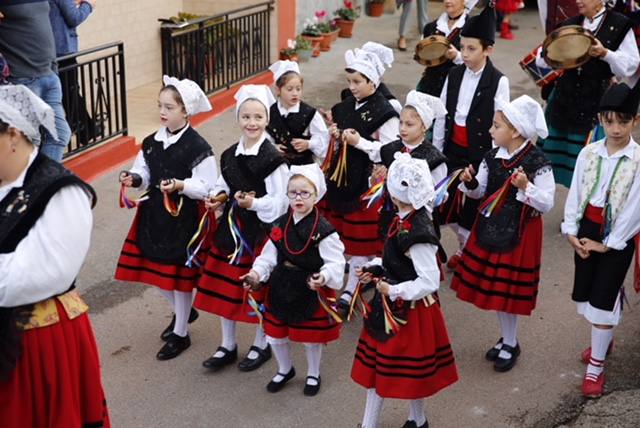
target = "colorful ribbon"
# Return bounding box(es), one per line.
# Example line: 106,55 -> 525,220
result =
347,281 -> 371,321
433,169 -> 462,207
227,201 -> 254,265
185,211 -> 210,268
585,124 -> 604,146
328,137 -> 349,187
478,172 -> 518,218
245,291 -> 264,328
316,288 -> 343,324
163,192 -> 183,217
361,180 -> 385,209
381,294 -> 406,335
119,184 -> 149,209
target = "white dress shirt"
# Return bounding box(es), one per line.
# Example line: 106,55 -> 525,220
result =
212,133 -> 289,223
0,148 -> 93,307
433,66 -> 510,150
432,12 -> 466,66
459,141 -> 556,214
275,101 -> 330,162
562,138 -> 640,250
353,98 -> 401,163
535,11 -> 640,78
252,211 -> 346,290
130,125 -> 218,201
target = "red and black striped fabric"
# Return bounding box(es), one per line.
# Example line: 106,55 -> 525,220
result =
115,214 -> 202,292
351,302 -> 458,399
451,216 -> 543,316
321,199 -> 383,257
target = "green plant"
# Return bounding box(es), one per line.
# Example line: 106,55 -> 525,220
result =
334,0 -> 359,21
295,35 -> 312,51
302,18 -> 322,37
280,39 -> 297,56
317,22 -> 332,33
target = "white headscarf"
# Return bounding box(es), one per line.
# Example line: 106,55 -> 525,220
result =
0,85 -> 56,146
234,84 -> 276,120
497,95 -> 548,140
404,90 -> 447,129
386,152 -> 435,212
269,60 -> 300,83
289,163 -> 327,200
162,75 -> 212,116
344,42 -> 394,87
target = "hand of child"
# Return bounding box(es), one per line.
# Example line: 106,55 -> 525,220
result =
240,270 -> 261,291
371,164 -> 387,183
579,237 -> 609,255
204,192 -> 225,211
446,46 -> 460,61
275,144 -> 288,154
234,190 -> 255,209
119,171 -> 134,187
459,164 -> 476,183
589,38 -> 607,59
307,273 -> 326,290
319,108 -> 333,124
356,267 -> 374,284
329,123 -> 341,139
343,129 -> 360,146
291,138 -> 310,152
160,178 -> 184,193
567,235 -> 589,259
376,280 -> 391,296
511,170 -> 529,190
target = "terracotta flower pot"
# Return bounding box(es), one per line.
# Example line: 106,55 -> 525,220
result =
336,19 -> 355,38
368,3 -> 384,17
279,52 -> 299,61
328,29 -> 340,43
302,35 -> 323,57
319,33 -> 332,51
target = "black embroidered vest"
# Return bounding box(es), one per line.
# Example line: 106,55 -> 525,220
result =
340,82 -> 398,103
475,144 -> 551,252
137,128 -> 213,264
380,139 -> 448,170
328,91 -> 399,213
444,60 -> 503,167
214,140 -> 286,254
266,209 -> 335,324
417,20 -> 462,96
549,11 -> 632,133
267,102 -> 316,165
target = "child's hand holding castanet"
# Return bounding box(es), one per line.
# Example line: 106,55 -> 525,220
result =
307,273 -> 326,290
240,270 -> 262,291
234,191 -> 256,209
511,168 -> 529,190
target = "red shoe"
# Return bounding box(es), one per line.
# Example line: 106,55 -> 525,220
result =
446,254 -> 461,270
581,340 -> 614,364
500,22 -> 514,40
582,372 -> 605,398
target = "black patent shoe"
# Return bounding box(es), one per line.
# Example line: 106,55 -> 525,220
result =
401,420 -> 429,428
493,343 -> 521,372
156,333 -> 191,360
266,367 -> 296,393
303,375 -> 321,396
238,345 -> 272,372
160,308 -> 200,341
485,337 -> 504,361
202,346 -> 238,371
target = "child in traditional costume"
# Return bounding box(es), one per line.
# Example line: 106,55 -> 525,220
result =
562,83 -> 640,398
195,85 -> 288,372
267,60 -> 329,166
115,76 -> 216,360
432,4 -> 510,270
352,153 -> 458,428
0,85 -> 109,427
452,95 -> 555,372
241,163 -> 345,396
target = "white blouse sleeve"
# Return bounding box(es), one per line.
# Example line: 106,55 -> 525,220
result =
432,79 -> 448,151
250,163 -> 289,223
604,165 -> 640,250
459,159 -> 488,199
603,28 -> 640,78
515,165 -> 556,213
252,240 -> 278,282
318,232 -> 347,290
129,150 -> 151,189
211,172 -> 230,197
561,149 -> 586,237
430,163 -> 448,187
181,155 -> 218,200
306,111 -> 330,160
355,116 -> 400,163
0,186 -> 93,307
388,243 -> 440,301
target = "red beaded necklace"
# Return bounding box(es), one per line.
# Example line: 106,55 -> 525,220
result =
501,141 -> 532,170
387,210 -> 415,238
284,207 -> 320,255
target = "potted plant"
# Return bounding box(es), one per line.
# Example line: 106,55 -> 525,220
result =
279,39 -> 298,61
367,0 -> 385,17
315,10 -> 334,52
295,35 -> 313,62
327,19 -> 340,43
301,17 -> 323,57
334,0 -> 359,38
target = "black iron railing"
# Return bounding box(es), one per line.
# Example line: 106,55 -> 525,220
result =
160,2 -> 274,95
58,42 -> 128,158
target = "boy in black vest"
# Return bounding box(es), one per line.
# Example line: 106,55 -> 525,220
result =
432,5 -> 510,269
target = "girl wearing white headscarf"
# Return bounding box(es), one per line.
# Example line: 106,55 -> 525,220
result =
0,85 -> 109,427
351,153 -> 458,428
115,76 -> 217,361
452,95 -> 556,373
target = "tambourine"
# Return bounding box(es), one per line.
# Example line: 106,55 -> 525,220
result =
519,44 -> 564,87
414,35 -> 451,67
542,25 -> 595,70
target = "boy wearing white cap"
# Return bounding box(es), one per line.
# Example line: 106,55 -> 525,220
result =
267,60 -> 329,165
453,95 -> 555,372
116,76 -> 217,360
352,153 -> 458,428
325,42 -> 400,315
195,84 -> 289,373
241,164 -> 346,396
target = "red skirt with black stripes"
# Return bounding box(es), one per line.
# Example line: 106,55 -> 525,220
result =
451,216 -> 543,316
194,244 -> 266,323
320,199 -> 383,257
263,288 -> 341,344
115,214 -> 201,292
351,301 -> 458,399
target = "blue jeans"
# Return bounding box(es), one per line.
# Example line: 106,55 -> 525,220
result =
9,72 -> 71,162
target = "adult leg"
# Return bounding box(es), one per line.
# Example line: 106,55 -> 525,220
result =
416,0 -> 428,33
32,73 -> 71,161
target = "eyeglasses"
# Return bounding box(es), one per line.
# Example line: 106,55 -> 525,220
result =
287,190 -> 314,200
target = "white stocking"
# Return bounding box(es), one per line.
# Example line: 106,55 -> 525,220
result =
173,291 -> 192,337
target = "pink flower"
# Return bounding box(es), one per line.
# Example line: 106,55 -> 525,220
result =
315,10 -> 327,19
344,0 -> 353,9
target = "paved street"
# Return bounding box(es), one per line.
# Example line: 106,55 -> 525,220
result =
78,5 -> 640,427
